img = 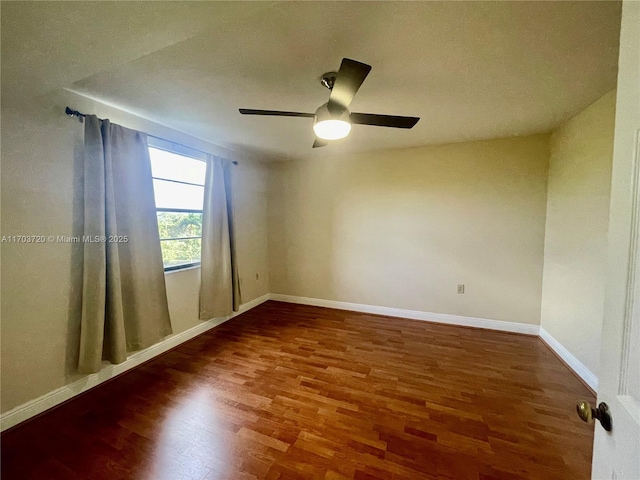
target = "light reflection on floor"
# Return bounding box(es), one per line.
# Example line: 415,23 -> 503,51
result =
149,387 -> 231,480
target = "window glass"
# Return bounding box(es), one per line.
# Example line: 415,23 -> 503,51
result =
160,238 -> 202,269
153,179 -> 204,211
149,147 -> 207,185
157,212 -> 202,239
150,145 -> 206,271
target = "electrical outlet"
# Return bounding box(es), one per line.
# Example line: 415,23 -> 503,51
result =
457,284 -> 465,294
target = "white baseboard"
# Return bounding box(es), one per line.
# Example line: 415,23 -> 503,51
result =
539,327 -> 598,393
0,293 -> 270,432
269,294 -> 540,336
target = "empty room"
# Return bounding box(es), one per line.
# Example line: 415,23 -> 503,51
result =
1,1 -> 639,479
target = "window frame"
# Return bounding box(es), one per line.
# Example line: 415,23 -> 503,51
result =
148,137 -> 207,273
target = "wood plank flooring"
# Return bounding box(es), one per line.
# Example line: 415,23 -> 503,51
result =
1,301 -> 596,479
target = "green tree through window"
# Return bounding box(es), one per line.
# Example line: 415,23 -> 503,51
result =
157,212 -> 202,268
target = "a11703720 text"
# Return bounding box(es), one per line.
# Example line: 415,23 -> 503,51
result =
1,235 -> 129,243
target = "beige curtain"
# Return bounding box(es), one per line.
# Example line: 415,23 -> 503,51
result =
199,156 -> 241,319
78,116 -> 172,374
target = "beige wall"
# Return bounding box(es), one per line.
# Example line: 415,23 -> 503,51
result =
268,135 -> 550,325
0,91 -> 270,413
540,89 -> 617,378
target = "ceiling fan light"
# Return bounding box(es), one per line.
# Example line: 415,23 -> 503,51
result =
313,119 -> 351,140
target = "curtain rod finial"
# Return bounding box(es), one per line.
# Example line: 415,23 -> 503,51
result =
65,106 -> 84,123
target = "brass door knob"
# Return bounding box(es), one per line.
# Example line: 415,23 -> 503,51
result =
576,400 -> 612,431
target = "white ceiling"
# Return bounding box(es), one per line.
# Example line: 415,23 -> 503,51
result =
2,1 -> 621,160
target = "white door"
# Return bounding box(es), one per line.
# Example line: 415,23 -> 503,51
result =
591,2 -> 640,479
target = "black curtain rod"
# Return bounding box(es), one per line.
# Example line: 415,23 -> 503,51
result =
65,107 -> 238,165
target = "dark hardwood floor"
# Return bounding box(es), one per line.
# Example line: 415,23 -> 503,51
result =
1,301 -> 596,479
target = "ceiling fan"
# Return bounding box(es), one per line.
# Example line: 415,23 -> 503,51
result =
239,58 -> 420,148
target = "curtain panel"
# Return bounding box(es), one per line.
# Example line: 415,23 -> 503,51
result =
199,156 -> 241,319
78,116 -> 172,374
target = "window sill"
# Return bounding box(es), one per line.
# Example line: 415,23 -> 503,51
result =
164,264 -> 201,275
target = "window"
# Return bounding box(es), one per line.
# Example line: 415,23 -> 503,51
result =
148,139 -> 207,271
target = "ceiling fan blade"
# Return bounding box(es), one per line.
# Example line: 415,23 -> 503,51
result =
327,58 -> 372,114
350,113 -> 420,129
239,109 -> 314,118
313,138 -> 328,148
